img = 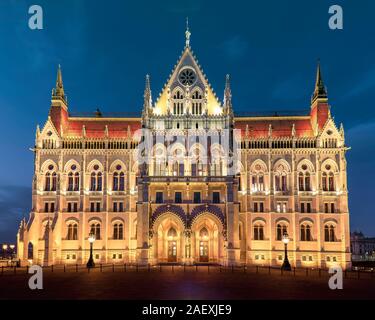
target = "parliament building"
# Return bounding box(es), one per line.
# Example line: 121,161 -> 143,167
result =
17,27 -> 351,269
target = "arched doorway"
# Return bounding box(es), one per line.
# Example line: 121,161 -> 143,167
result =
167,227 -> 178,262
152,213 -> 185,264
191,213 -> 224,264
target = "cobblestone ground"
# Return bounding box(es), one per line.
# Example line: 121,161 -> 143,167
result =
0,265 -> 374,300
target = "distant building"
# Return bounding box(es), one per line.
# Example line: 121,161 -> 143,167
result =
351,232 -> 375,261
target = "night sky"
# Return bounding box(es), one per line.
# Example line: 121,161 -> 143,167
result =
0,0 -> 374,242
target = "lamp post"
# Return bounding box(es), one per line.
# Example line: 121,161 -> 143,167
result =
2,244 -> 8,259
281,233 -> 292,271
87,232 -> 96,268
9,245 -> 15,259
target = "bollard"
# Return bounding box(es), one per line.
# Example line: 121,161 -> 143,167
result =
51,265 -> 54,273
319,268 -> 321,278
293,267 -> 296,276
268,266 -> 271,275
256,266 -> 259,274
344,269 -> 347,279
26,265 -> 29,274
124,263 -> 127,272
112,264 -> 115,272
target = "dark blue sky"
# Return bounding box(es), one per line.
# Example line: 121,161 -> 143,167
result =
0,0 -> 374,242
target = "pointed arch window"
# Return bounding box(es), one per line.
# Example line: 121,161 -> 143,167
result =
191,90 -> 203,115
173,90 -> 184,115
322,164 -> 336,192
68,168 -> 80,192
44,165 -> 57,191
90,165 -> 103,191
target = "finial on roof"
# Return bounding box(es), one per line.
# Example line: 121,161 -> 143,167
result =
311,59 -> 328,103
224,74 -> 232,114
185,17 -> 191,47
144,74 -> 152,109
52,64 -> 67,103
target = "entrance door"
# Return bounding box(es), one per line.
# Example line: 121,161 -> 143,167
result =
199,241 -> 209,262
168,241 -> 177,262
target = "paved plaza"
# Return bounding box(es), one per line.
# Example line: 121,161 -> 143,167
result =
0,265 -> 374,300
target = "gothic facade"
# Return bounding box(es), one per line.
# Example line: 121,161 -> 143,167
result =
17,29 -> 351,269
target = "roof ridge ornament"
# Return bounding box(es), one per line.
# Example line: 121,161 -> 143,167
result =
185,17 -> 191,48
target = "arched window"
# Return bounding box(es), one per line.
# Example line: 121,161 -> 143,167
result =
173,90 -> 184,115
324,225 -> 335,242
276,223 -> 288,241
112,164 -> 125,191
300,224 -> 312,241
167,227 -> 177,238
90,223 -> 101,240
191,90 -> 203,115
67,223 -> 78,240
44,164 -> 57,191
67,163 -> 80,191
199,227 -> 209,239
113,223 -> 124,240
27,242 -> 33,260
90,165 -> 103,191
322,163 -> 336,192
274,163 -> 288,192
254,224 -> 264,240
251,162 -> 266,192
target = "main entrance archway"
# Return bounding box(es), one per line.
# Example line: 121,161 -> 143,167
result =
191,213 -> 224,264
151,212 -> 185,264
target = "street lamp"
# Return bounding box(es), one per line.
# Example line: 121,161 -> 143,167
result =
9,245 -> 15,259
2,244 -> 8,259
86,232 -> 96,268
281,233 -> 292,271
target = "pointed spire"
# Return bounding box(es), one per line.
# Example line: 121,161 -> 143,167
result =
143,74 -> 152,109
224,74 -> 233,113
311,59 -> 328,103
339,123 -> 345,139
52,64 -> 66,102
185,17 -> 191,48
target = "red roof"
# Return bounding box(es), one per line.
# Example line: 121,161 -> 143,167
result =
65,118 -> 141,138
234,117 -> 314,138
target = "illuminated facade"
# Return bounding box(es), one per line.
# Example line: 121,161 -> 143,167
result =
17,27 -> 351,269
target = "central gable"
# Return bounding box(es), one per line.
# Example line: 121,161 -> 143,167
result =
154,47 -> 222,116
